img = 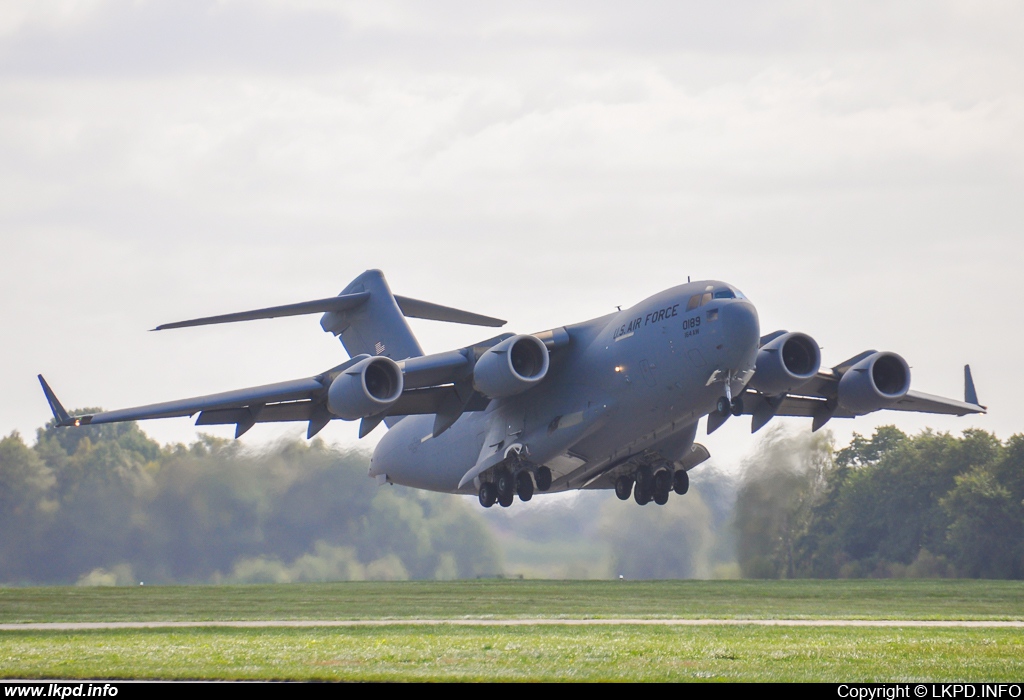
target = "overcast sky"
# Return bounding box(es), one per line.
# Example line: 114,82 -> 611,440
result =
2,0 -> 1021,465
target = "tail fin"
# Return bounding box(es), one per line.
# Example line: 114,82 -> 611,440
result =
320,270 -> 426,361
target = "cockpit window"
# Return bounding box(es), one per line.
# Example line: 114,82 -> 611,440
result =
690,287 -> 742,310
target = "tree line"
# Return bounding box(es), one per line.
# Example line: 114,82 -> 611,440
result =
735,426 -> 1024,579
1,414 -> 1020,584
0,416 -> 500,584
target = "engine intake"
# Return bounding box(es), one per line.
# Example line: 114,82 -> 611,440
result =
748,332 -> 821,395
473,334 -> 550,398
837,351 -> 911,414
327,356 -> 404,420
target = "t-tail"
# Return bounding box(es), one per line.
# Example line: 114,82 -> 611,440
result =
153,269 -> 505,363
319,270 -> 424,361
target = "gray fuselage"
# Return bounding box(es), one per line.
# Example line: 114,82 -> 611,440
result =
370,281 -> 760,494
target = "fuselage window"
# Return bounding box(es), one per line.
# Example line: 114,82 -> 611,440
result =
686,294 -> 702,311
701,292 -> 712,306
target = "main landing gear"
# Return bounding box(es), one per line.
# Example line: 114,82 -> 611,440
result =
615,464 -> 691,506
478,465 -> 553,508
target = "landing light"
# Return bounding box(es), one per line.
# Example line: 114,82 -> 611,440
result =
614,365 -> 624,373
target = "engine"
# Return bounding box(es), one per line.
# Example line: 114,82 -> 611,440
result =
473,334 -> 550,398
837,351 -> 911,414
748,332 -> 821,395
327,356 -> 404,420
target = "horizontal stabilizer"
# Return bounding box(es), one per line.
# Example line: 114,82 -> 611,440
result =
394,295 -> 505,328
153,292 -> 371,331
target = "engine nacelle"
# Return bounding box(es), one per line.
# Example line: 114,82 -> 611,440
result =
327,356 -> 404,420
837,351 -> 911,414
473,334 -> 550,398
748,332 -> 821,395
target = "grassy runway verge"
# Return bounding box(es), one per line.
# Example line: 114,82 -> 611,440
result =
2,579 -> 1024,623
3,625 -> 1023,682
2,580 -> 1023,681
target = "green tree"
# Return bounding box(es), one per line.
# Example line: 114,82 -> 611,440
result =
734,427 -> 833,578
941,434 -> 1024,578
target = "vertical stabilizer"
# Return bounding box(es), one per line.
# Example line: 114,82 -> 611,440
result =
320,270 -> 425,362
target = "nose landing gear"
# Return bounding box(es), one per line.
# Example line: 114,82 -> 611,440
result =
716,395 -> 744,418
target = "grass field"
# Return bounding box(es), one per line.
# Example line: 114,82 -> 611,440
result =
2,580 -> 1024,681
3,579 -> 1024,623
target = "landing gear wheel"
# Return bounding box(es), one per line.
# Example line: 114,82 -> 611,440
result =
731,395 -> 744,417
496,470 -> 514,507
673,469 -> 689,495
479,482 -> 497,508
515,471 -> 534,502
653,470 -> 671,505
716,396 -> 731,417
634,465 -> 654,505
634,465 -> 653,494
614,475 -> 633,501
535,466 -> 553,492
634,483 -> 652,505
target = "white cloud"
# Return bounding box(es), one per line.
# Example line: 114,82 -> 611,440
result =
2,0 -> 1020,454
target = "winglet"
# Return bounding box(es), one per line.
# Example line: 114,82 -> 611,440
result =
964,365 -> 982,407
37,375 -> 75,427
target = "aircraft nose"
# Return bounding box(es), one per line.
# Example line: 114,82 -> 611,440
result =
721,299 -> 760,352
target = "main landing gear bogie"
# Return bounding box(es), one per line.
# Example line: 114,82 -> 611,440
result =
620,465 -> 691,506
478,464 -> 552,508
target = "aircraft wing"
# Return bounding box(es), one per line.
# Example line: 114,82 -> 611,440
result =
738,363 -> 985,433
39,327 -> 572,440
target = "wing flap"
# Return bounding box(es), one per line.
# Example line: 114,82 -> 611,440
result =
195,401 -> 317,426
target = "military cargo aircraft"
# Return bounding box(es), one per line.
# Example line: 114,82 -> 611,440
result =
39,270 -> 985,508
